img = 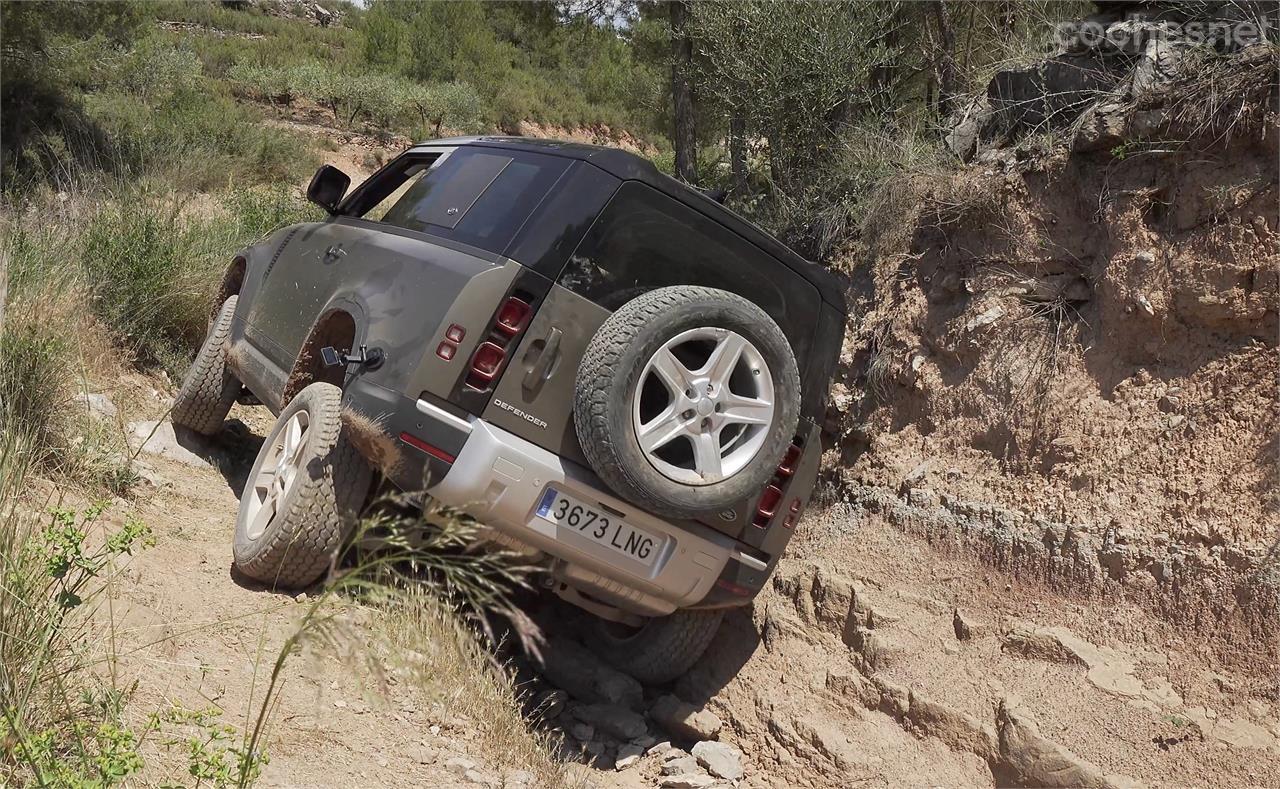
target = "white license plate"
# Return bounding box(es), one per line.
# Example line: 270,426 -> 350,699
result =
535,488 -> 662,567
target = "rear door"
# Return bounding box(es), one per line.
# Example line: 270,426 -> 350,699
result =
485,180 -> 822,460
243,148 -> 571,373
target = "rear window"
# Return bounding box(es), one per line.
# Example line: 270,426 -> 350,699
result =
347,148 -> 568,255
558,182 -> 819,370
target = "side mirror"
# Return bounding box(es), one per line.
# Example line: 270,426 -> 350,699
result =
307,164 -> 350,214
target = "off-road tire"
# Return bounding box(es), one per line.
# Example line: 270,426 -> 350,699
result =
574,286 -> 801,519
591,609 -> 725,684
233,382 -> 372,588
172,296 -> 241,436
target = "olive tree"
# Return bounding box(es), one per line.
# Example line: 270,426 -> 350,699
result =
689,0 -> 899,190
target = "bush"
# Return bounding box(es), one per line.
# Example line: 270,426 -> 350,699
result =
79,199 -> 209,371
81,86 -> 314,191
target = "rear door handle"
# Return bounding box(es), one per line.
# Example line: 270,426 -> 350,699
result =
522,327 -> 562,394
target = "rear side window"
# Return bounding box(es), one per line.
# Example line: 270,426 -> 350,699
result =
347,149 -> 568,255
559,182 -> 818,370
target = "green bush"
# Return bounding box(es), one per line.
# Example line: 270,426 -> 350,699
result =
79,199 -> 212,371
81,86 -> 314,191
225,184 -> 321,242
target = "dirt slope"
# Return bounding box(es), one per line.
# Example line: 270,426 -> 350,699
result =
87,372 -> 1277,788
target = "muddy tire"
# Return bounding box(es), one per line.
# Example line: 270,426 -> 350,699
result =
574,286 -> 800,519
233,382 -> 372,589
172,296 -> 241,436
591,609 -> 725,684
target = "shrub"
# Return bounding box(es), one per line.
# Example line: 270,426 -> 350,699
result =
81,86 -> 314,191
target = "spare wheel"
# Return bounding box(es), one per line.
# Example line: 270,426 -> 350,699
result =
574,286 -> 800,519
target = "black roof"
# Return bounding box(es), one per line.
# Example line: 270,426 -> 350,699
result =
417,136 -> 848,313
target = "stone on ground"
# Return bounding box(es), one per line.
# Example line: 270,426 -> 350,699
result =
650,694 -> 723,741
691,740 -> 744,781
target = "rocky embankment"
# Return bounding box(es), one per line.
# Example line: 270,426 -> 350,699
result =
831,0 -> 1278,667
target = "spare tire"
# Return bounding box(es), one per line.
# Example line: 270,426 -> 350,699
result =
574,286 -> 800,519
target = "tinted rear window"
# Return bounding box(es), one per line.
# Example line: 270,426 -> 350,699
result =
352,149 -> 569,256
558,182 -> 819,371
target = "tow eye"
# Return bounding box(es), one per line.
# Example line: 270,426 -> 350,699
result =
321,344 -> 384,371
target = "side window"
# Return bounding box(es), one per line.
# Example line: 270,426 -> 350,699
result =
345,149 -> 568,256
559,182 -> 818,367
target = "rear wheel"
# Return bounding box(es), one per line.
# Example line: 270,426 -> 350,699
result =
172,296 -> 240,435
233,382 -> 372,588
590,608 -> 725,684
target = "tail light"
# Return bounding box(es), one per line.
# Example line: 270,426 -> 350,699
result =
437,324 -> 466,360
467,341 -> 505,385
464,294 -> 535,390
754,485 -> 783,524
753,440 -> 805,528
494,297 -> 531,336
777,444 -> 802,477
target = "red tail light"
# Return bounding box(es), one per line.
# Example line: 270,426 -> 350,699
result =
752,484 -> 783,527
467,341 -> 505,385
494,297 -> 531,336
753,440 -> 805,528
399,432 -> 456,463
464,294 -> 535,390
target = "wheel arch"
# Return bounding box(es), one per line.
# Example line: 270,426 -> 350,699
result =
211,255 -> 247,324
282,308 -> 358,406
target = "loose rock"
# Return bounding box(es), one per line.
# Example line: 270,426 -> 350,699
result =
573,703 -> 648,740
444,756 -> 476,776
614,743 -> 643,770
650,694 -> 723,741
128,421 -> 217,468
538,638 -> 643,709
661,754 -> 702,776
691,740 -> 744,781
659,776 -> 718,789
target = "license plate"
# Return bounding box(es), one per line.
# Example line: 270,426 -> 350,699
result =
536,488 -> 662,567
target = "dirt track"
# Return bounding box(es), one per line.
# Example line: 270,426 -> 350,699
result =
86,383 -> 1279,789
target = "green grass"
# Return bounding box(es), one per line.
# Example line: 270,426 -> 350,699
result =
7,182 -> 317,378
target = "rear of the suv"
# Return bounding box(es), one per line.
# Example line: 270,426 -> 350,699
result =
174,138 -> 846,682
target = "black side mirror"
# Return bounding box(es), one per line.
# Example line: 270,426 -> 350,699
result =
307,164 -> 350,214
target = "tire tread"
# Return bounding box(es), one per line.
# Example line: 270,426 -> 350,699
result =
172,296 -> 240,435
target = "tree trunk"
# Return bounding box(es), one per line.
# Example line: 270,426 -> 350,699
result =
729,112 -> 746,196
869,2 -> 902,109
996,1 -> 1016,40
930,0 -> 959,119
670,1 -> 698,185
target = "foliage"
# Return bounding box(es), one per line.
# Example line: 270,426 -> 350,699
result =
0,319 -> 69,469
159,707 -> 269,788
0,497 -> 153,788
691,0 -> 899,187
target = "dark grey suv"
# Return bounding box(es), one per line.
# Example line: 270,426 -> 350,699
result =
174,137 -> 847,681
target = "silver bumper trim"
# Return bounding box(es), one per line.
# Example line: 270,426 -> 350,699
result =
425,418 -> 740,616
415,398 -> 474,434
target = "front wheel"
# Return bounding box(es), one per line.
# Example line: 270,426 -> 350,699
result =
232,382 -> 372,589
172,295 -> 240,435
590,608 -> 725,684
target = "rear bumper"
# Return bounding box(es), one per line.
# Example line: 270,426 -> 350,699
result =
411,397 -> 766,617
